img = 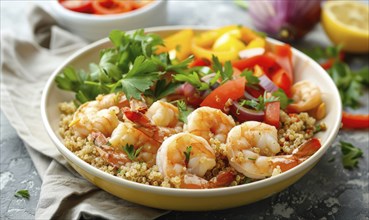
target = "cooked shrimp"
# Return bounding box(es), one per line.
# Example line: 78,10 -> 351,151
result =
157,133 -> 235,188
123,100 -> 182,143
70,93 -> 128,137
108,122 -> 161,166
185,106 -> 235,143
226,121 -> 321,179
289,80 -> 322,112
145,100 -> 179,127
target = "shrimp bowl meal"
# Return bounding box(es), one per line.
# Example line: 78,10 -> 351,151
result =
41,26 -> 342,210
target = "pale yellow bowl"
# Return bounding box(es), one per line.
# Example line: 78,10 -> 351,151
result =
41,26 -> 342,211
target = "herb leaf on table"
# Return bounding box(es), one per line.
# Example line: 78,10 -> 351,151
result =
340,141 -> 363,169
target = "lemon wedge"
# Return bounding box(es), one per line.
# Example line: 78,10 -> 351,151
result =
321,1 -> 369,53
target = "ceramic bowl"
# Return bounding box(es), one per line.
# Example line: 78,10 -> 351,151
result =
50,0 -> 167,42
41,26 -> 342,211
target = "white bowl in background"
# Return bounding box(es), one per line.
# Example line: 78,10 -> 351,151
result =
50,0 -> 167,42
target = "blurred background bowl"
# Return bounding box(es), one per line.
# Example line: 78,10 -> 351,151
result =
50,0 -> 167,42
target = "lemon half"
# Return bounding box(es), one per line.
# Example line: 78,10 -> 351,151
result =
321,0 -> 369,53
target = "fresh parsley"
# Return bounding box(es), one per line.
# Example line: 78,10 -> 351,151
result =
184,146 -> 192,166
241,69 -> 260,89
239,92 -> 279,111
177,100 -> 191,123
304,45 -> 369,109
272,89 -> 293,109
55,29 -> 190,105
211,55 -> 233,83
340,141 -> 363,169
14,189 -> 30,199
122,144 -> 142,161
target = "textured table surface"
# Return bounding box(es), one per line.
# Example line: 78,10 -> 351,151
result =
1,1 -> 368,220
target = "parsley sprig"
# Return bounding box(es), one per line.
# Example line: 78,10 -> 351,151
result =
239,89 -> 291,111
304,45 -> 368,109
55,29 -> 191,105
340,141 -> 363,169
183,146 -> 192,166
14,189 -> 30,199
177,100 -> 191,123
123,144 -> 142,161
241,69 -> 260,89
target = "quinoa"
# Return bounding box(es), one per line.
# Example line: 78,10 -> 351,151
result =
58,101 -> 325,189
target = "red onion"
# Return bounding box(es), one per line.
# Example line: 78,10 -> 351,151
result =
248,0 -> 323,42
244,90 -> 258,100
258,74 -> 278,92
229,101 -> 264,123
239,48 -> 265,59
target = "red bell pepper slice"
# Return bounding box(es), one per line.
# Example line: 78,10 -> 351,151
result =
342,112 -> 369,129
232,55 -> 280,76
200,78 -> 246,110
188,58 -> 211,68
271,68 -> 292,97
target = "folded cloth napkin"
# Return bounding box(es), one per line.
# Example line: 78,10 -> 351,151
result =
1,5 -> 168,220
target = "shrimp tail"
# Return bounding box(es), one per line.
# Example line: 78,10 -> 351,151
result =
271,138 -> 321,172
208,170 -> 236,188
123,107 -> 164,143
91,132 -> 130,168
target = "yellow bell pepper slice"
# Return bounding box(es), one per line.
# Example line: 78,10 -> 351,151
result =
245,37 -> 266,49
191,40 -> 239,63
156,29 -> 194,61
194,25 -> 244,48
212,30 -> 246,52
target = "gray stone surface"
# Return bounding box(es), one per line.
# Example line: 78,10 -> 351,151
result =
1,1 -> 368,220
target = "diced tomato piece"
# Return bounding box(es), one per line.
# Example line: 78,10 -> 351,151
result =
264,101 -> 280,128
200,78 -> 246,110
58,0 -> 93,13
92,0 -> 132,15
342,112 -> 369,129
271,68 -> 292,97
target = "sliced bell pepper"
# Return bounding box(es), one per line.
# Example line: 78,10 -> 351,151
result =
200,77 -> 246,110
271,68 -> 292,97
212,30 -> 246,52
192,41 -> 239,63
342,112 -> 369,129
188,57 -> 211,68
270,44 -> 294,82
155,29 -> 194,61
232,55 -> 280,76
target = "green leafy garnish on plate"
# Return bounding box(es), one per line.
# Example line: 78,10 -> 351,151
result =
14,189 -> 30,199
340,141 -> 363,169
123,144 -> 142,161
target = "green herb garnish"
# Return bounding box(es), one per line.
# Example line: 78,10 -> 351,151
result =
272,89 -> 293,109
55,29 -> 191,106
239,92 -> 279,111
211,55 -> 233,83
177,100 -> 191,123
123,144 -> 142,161
184,146 -> 192,166
14,190 -> 30,199
241,69 -> 260,89
340,141 -> 363,169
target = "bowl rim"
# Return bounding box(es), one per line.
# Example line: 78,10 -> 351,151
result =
51,0 -> 165,21
41,25 -> 342,197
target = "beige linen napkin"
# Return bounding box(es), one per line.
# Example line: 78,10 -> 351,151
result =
1,5 -> 168,219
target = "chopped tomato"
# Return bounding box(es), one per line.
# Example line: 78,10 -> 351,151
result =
200,78 -> 246,110
92,0 -> 132,15
271,68 -> 292,97
264,102 -> 280,128
58,0 -> 93,13
342,112 -> 369,129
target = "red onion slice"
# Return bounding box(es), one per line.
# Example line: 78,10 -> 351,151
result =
229,101 -> 264,123
238,48 -> 265,59
258,74 -> 278,92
